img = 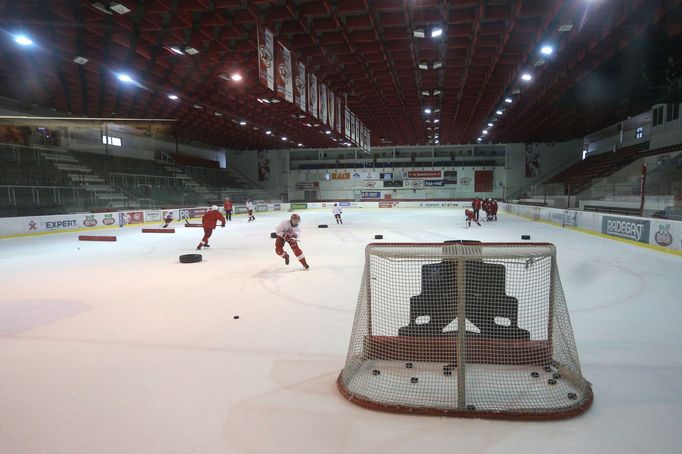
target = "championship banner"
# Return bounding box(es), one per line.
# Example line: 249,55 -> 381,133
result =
309,74 -> 318,118
344,107 -> 351,138
257,27 -> 274,91
350,114 -> 356,142
294,59 -> 306,112
319,83 -> 328,125
328,90 -> 335,130
335,95 -> 342,133
275,42 -> 293,102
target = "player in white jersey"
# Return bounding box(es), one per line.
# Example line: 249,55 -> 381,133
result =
274,214 -> 309,269
332,203 -> 343,224
246,200 -> 255,222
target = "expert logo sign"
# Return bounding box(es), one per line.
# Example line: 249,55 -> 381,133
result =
602,216 -> 650,243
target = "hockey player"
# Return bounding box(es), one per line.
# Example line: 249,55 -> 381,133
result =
223,197 -> 233,222
332,203 -> 343,224
465,208 -> 481,227
196,205 -> 226,250
481,199 -> 489,221
246,199 -> 255,222
161,210 -> 174,228
275,213 -> 309,269
472,198 -> 482,221
491,199 -> 498,221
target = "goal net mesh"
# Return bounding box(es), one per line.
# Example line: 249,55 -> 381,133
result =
337,242 -> 593,419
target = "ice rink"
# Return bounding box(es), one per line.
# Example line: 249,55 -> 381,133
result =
1,207 -> 681,454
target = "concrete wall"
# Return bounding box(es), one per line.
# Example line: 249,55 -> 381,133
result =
225,149 -> 290,197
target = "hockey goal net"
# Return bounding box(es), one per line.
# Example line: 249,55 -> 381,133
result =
337,241 -> 593,419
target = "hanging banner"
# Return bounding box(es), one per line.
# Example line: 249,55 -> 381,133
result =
294,59 -> 306,112
350,114 -> 356,142
319,83 -> 328,125
275,42 -> 293,102
309,74 -> 318,119
257,27 -> 275,91
335,96 -> 343,133
344,107 -> 351,139
328,90 -> 335,130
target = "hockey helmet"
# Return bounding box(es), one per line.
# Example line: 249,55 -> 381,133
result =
290,213 -> 301,226
210,205 -> 218,211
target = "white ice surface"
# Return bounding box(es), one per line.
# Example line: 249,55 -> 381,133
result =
1,208 -> 681,454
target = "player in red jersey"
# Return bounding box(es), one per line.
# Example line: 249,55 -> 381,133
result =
472,198 -> 482,221
274,213 -> 309,269
223,197 -> 233,222
465,208 -> 481,227
196,205 -> 226,250
491,199 -> 498,221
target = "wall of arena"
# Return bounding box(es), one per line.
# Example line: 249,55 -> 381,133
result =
2,200 -> 680,255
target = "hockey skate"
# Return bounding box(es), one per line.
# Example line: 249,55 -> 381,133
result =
283,254 -> 290,265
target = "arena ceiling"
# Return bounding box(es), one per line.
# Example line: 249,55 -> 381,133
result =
1,0 -> 681,150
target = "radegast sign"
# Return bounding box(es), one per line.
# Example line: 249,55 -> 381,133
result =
602,216 -> 650,243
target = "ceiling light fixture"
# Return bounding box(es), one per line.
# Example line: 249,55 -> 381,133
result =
504,98 -> 512,103
213,112 -> 223,117
265,130 -> 272,135
434,119 -> 440,123
496,110 -> 503,115
184,46 -> 199,55
281,137 -> 287,141
117,74 -> 134,83
14,35 -> 33,46
431,28 -> 443,38
230,73 -> 242,81
482,130 -> 488,135
488,123 -> 493,127
540,45 -> 553,55
239,120 -> 247,126
193,104 -> 203,109
167,94 -> 179,100
73,56 -> 89,65
169,47 -> 184,55
424,108 -> 432,114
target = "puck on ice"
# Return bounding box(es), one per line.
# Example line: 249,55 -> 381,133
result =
179,254 -> 202,263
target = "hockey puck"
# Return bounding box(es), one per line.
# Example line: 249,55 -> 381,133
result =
179,253 -> 202,264
553,373 -> 562,380
318,224 -> 328,228
374,234 -> 383,239
444,370 -> 452,376
521,235 -> 531,240
466,405 -> 477,411
567,393 -> 577,400
372,370 -> 380,376
544,365 -> 553,372
531,371 -> 540,378
548,378 -> 557,385
270,232 -> 277,238
410,377 -> 418,384
233,315 -> 239,320
405,362 -> 413,369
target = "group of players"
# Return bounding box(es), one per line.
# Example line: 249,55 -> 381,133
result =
464,197 -> 498,227
163,196 -> 497,268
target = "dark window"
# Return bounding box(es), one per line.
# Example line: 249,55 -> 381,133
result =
667,103 -> 674,122
673,103 -> 680,121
